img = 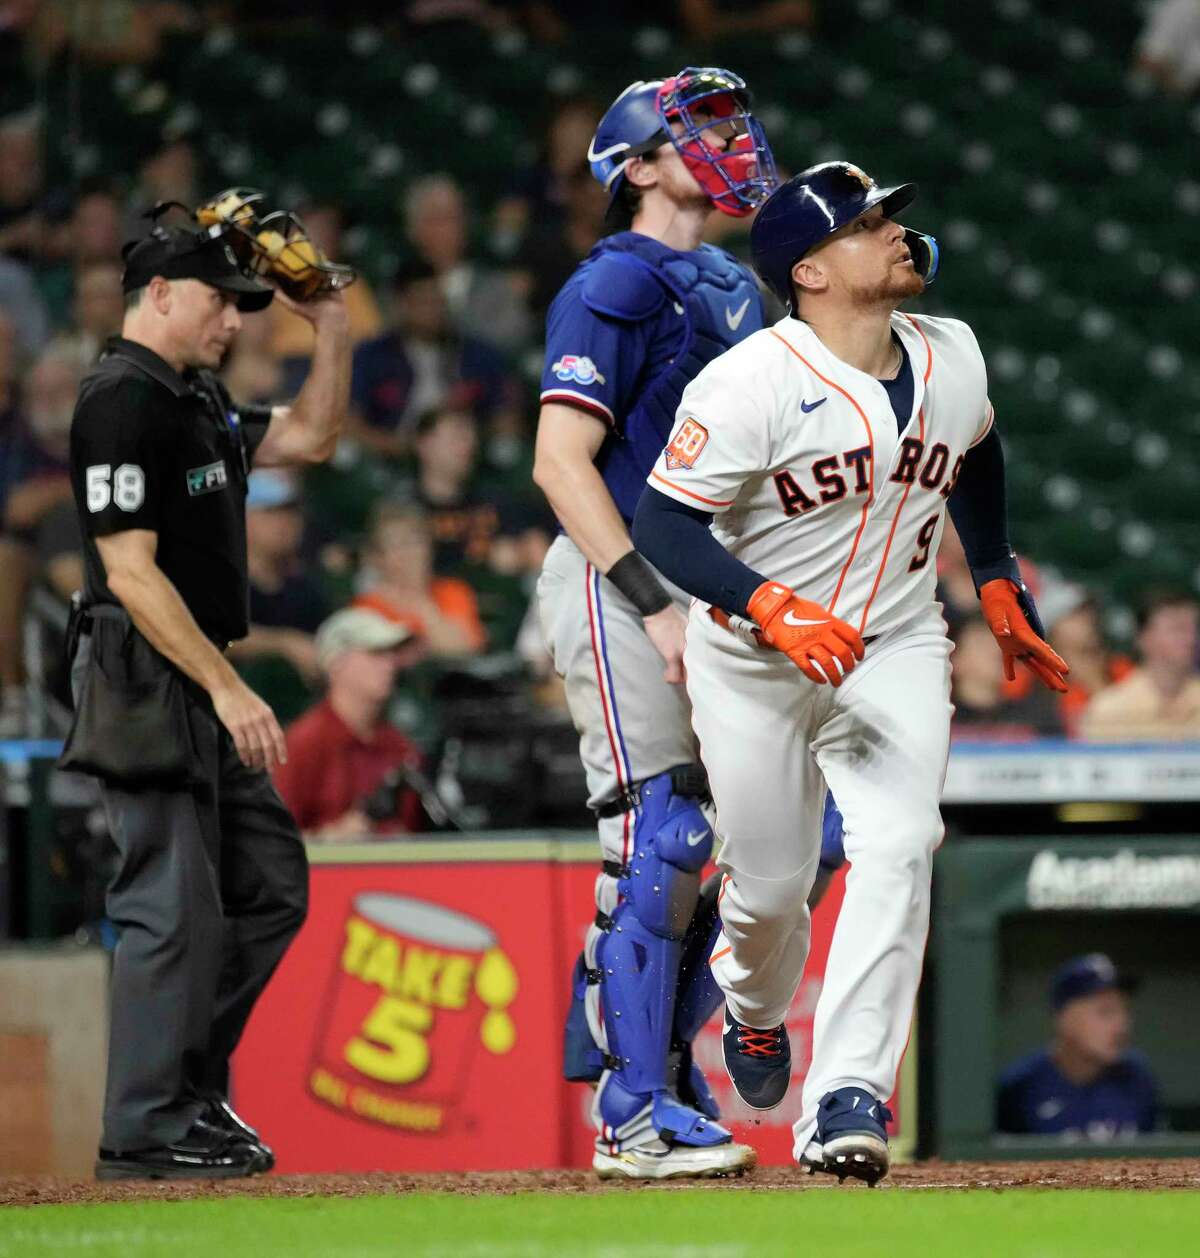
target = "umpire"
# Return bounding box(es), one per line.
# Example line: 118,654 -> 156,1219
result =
61,213 -> 350,1179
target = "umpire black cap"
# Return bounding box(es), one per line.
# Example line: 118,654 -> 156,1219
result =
121,225 -> 275,312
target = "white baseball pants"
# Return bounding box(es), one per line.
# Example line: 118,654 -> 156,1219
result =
685,601 -> 953,1159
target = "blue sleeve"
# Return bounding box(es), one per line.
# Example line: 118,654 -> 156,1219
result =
460,337 -> 515,419
1132,1055 -> 1159,1132
947,425 -> 1018,586
350,343 -> 369,412
350,340 -> 407,432
995,1061 -> 1030,1133
632,485 -> 764,617
540,278 -> 645,430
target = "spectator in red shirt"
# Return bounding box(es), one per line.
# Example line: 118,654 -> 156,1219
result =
274,608 -> 425,840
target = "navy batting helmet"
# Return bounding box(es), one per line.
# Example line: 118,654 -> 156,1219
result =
588,67 -> 777,222
750,161 -> 939,310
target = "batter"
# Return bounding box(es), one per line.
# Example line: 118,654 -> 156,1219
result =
633,161 -> 1069,1184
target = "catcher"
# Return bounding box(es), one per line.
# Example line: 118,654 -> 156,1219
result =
59,190 -> 354,1180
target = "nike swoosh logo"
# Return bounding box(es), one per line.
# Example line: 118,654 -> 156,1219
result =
686,828 -> 709,847
725,298 -> 751,331
781,611 -> 823,627
800,398 -> 827,413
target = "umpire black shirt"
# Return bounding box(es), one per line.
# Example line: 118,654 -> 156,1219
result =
70,336 -> 273,645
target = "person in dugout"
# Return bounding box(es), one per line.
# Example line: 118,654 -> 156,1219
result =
59,191 -> 354,1180
997,953 -> 1158,1141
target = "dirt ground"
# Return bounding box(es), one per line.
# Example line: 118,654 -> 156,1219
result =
4,1159 -> 1200,1208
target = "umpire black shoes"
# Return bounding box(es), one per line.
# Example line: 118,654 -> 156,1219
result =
95,1115 -> 272,1181
722,1010 -> 792,1110
203,1095 -> 276,1170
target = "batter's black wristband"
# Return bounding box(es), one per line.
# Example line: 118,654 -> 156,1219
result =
606,551 -> 672,617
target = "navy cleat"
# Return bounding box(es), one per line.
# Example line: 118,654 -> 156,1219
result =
722,1011 -> 791,1110
799,1086 -> 892,1186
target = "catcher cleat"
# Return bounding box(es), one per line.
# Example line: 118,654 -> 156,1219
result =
798,1086 -> 892,1187
651,1091 -> 732,1147
593,1138 -> 757,1181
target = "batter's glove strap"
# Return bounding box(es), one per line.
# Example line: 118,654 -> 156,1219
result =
747,580 -> 866,686
979,578 -> 1069,692
970,552 -> 1049,635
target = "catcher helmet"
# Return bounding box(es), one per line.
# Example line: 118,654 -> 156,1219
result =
588,66 -> 777,220
750,161 -> 939,310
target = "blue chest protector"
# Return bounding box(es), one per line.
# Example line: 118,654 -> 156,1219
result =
581,233 -> 764,522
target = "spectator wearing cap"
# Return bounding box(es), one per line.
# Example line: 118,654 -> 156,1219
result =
1080,590 -> 1200,742
347,259 -> 514,462
226,470 -> 330,723
997,954 -> 1157,1140
352,501 -> 486,658
274,607 -> 425,840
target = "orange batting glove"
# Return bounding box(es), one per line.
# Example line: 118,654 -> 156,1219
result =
979,578 -> 1070,692
747,581 -> 866,686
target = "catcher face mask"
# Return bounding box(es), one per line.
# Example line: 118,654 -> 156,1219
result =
657,67 -> 778,218
194,189 -> 358,302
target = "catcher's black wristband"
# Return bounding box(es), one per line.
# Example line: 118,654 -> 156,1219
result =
606,551 -> 672,617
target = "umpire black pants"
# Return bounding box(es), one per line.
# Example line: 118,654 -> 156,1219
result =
95,679 -> 308,1152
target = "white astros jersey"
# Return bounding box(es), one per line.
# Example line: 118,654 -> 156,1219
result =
649,311 -> 993,639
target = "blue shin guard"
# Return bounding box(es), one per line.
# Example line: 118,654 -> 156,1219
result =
562,874 -> 725,1116
563,953 -> 607,1083
669,871 -> 725,1121
595,769 -> 732,1148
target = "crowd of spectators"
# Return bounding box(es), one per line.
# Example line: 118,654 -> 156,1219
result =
1,1 -> 1198,842
937,521 -> 1200,744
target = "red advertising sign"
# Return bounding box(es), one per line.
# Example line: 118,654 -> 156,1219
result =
234,848 -> 570,1172
233,841 -> 911,1172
